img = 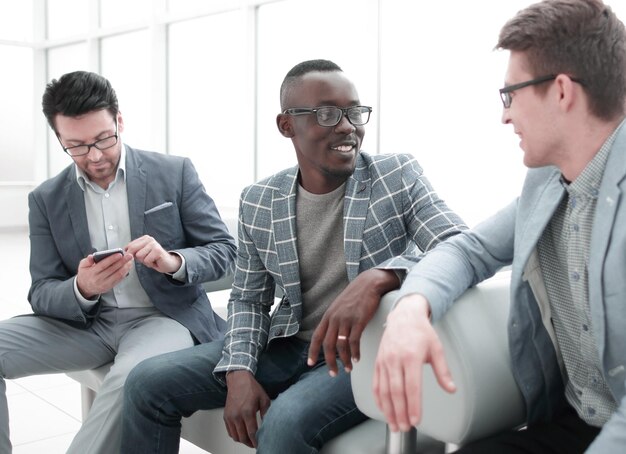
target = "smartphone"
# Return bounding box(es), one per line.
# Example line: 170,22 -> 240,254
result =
93,247 -> 124,263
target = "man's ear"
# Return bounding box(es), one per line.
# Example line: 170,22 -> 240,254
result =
117,112 -> 125,134
277,113 -> 295,138
555,74 -> 578,113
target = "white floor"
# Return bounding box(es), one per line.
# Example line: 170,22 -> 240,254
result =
0,228 -> 212,453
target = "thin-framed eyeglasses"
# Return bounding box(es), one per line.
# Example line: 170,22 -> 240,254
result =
58,119 -> 119,157
282,105 -> 372,127
499,75 -> 586,108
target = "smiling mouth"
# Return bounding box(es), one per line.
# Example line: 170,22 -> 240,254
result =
331,144 -> 356,152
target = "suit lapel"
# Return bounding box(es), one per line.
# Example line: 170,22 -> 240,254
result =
64,171 -> 93,257
271,169 -> 302,313
343,156 -> 371,281
125,147 -> 147,239
517,170 -> 565,270
588,125 -> 626,356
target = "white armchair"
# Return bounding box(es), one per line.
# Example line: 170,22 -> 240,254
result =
351,271 -> 527,451
67,275 -> 395,454
67,275 -> 445,453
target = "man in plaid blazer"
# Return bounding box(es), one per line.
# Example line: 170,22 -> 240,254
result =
121,59 -> 466,453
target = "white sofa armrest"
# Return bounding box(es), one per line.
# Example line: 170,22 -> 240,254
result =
351,271 -> 526,445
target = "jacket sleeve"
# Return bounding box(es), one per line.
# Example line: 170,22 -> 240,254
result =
395,198 -> 516,322
213,189 -> 275,381
27,190 -> 95,325
377,153 -> 467,274
169,158 -> 236,285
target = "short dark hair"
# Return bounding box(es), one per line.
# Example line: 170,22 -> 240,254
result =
496,0 -> 626,120
279,59 -> 343,110
41,71 -> 119,132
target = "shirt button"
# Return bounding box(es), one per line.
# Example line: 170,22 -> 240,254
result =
108,225 -> 114,230
587,407 -> 596,417
104,193 -> 110,198
571,271 -> 580,281
582,324 -> 588,331
572,224 -> 579,232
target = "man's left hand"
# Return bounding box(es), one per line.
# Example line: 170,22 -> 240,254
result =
125,235 -> 182,274
307,268 -> 400,376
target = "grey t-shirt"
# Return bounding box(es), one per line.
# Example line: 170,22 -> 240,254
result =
295,183 -> 349,341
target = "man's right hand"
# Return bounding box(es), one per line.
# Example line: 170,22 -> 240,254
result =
75,251 -> 133,299
373,294 -> 456,433
224,370 -> 271,448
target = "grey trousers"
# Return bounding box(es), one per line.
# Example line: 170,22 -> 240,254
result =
0,306 -> 194,454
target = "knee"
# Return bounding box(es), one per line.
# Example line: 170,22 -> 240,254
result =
124,356 -> 172,410
256,403 -> 308,450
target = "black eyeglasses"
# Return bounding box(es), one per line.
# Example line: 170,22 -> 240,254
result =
58,119 -> 119,157
499,75 -> 586,108
282,105 -> 372,127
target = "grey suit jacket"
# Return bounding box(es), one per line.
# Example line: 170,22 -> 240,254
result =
214,151 -> 467,376
27,146 -> 236,343
398,123 -> 626,452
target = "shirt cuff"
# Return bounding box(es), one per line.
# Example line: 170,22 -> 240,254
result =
169,251 -> 187,282
374,265 -> 408,286
73,277 -> 99,311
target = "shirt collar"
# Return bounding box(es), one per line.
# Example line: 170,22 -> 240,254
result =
561,118 -> 625,197
75,143 -> 127,192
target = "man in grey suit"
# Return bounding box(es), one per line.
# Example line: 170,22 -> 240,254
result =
121,59 -> 466,453
375,1 -> 626,453
0,71 -> 236,453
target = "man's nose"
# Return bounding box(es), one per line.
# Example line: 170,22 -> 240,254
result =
501,108 -> 511,125
86,145 -> 103,160
334,114 -> 356,133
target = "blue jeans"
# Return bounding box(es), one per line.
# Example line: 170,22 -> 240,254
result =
121,336 -> 366,453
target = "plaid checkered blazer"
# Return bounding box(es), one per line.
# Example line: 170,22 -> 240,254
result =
214,151 -> 466,376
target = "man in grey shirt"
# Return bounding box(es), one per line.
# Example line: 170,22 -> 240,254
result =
121,59 -> 466,453
0,71 -> 236,453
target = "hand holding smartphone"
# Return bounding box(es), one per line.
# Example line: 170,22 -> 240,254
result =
92,247 -> 124,263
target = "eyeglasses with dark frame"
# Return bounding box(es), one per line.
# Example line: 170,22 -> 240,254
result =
282,105 -> 373,127
58,119 -> 119,157
499,75 -> 586,109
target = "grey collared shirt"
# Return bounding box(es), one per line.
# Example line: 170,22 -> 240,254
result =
537,123 -> 623,426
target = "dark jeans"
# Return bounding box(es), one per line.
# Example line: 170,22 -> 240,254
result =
454,406 -> 601,454
121,336 -> 366,454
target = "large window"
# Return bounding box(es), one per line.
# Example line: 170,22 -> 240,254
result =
2,0 -> 626,228
101,30 -> 152,150
47,43 -> 90,176
100,0 -> 151,29
46,0 -> 88,40
0,45 -> 33,182
379,1 -> 531,225
0,0 -> 33,41
168,11 -> 251,211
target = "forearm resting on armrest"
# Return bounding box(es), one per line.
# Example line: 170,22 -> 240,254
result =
352,272 -> 526,445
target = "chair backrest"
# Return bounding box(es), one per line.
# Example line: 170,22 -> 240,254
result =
352,271 -> 526,445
